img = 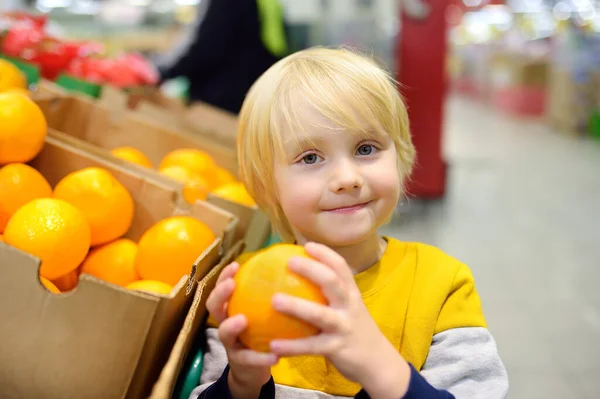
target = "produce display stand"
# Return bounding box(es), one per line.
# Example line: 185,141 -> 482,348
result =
0,134 -> 238,399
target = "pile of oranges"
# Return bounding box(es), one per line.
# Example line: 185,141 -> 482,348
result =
0,62 -> 216,296
0,163 -> 217,295
111,147 -> 256,208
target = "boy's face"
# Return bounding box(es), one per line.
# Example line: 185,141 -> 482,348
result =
274,111 -> 400,247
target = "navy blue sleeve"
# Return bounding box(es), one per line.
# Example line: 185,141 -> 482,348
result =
198,365 -> 275,399
354,364 -> 455,399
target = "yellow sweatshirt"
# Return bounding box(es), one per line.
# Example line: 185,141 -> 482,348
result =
209,237 -> 487,397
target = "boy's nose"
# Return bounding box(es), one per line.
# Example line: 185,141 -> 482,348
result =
329,163 -> 363,192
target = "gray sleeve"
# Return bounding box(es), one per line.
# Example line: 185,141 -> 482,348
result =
188,328 -> 229,399
420,327 -> 509,398
191,327 -> 509,399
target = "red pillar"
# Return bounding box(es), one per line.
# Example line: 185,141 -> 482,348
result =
398,0 -> 448,198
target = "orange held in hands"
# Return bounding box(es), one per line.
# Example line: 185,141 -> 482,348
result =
80,238 -> 139,287
135,216 -> 215,286
0,91 -> 47,165
0,163 -> 52,233
3,198 -> 91,280
228,244 -> 327,353
53,167 -> 134,246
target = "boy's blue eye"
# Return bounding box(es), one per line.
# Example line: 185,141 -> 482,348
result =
356,144 -> 375,156
302,153 -> 320,164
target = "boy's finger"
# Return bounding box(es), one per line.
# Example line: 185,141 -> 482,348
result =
230,349 -> 279,368
216,262 -> 239,285
288,256 -> 345,307
206,278 -> 235,322
218,314 -> 248,348
272,293 -> 340,332
304,242 -> 354,282
270,334 -> 333,357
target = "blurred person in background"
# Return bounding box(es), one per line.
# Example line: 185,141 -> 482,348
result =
154,0 -> 288,115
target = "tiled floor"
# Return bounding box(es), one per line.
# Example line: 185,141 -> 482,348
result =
380,95 -> 600,399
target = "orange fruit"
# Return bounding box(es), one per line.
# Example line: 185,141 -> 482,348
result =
211,167 -> 237,189
40,277 -> 60,294
80,238 -> 139,287
0,163 -> 52,233
0,91 -> 47,165
159,165 -> 210,204
135,216 -> 215,286
228,244 -> 327,352
51,269 -> 79,292
0,59 -> 27,92
3,87 -> 29,97
0,234 -> 3,242
53,167 -> 134,246
4,198 -> 91,280
126,280 -> 173,295
212,182 -> 256,207
159,149 -> 216,177
111,146 -> 153,169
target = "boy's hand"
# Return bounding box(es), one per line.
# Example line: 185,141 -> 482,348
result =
206,262 -> 278,398
268,242 -> 411,398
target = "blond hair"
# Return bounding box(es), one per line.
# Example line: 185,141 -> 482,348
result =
237,47 -> 415,241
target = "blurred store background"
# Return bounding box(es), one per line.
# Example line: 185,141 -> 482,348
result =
1,0 -> 600,398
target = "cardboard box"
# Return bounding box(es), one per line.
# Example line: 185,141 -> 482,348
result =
149,240 -> 246,399
101,85 -> 238,149
134,100 -> 239,150
36,95 -> 271,252
0,135 -> 238,399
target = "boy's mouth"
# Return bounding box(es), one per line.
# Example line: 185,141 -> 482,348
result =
324,201 -> 371,214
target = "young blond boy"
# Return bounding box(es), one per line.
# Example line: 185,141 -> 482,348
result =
191,47 -> 508,399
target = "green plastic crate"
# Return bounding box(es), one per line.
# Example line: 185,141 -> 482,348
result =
590,110 -> 600,139
55,74 -> 103,98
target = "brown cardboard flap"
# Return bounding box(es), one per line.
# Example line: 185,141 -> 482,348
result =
184,101 -> 238,148
132,98 -> 238,150
0,243 -> 159,399
188,202 -> 237,255
149,240 -> 245,399
98,84 -> 129,111
127,274 -> 192,399
135,101 -> 183,128
33,79 -> 67,99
